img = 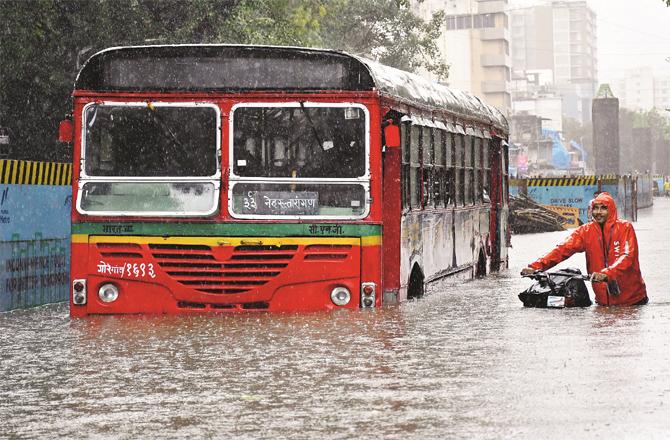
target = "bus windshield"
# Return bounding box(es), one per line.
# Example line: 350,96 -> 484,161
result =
78,102 -> 220,216
232,104 -> 366,178
84,103 -> 218,177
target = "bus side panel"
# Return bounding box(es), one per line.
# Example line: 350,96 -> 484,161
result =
382,146 -> 402,304
488,138 -> 508,271
419,210 -> 455,282
489,138 -> 501,272
453,208 -> 476,271
478,205 -> 491,271
500,142 -> 510,267
399,213 -> 421,300
399,209 -> 456,293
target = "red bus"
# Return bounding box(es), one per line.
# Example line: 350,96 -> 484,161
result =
62,45 -> 509,316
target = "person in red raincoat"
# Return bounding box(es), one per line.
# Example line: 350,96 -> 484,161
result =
521,192 -> 648,306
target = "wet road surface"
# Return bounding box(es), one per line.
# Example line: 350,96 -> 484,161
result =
2,199 -> 670,439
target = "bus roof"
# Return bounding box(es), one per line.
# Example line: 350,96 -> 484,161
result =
75,44 -> 508,132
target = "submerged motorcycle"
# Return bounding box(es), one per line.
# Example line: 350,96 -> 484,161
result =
519,268 -> 593,308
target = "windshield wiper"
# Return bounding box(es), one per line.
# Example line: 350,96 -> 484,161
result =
146,103 -> 185,151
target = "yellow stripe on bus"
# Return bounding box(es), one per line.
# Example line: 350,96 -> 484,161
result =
75,235 -> 382,247
361,235 -> 382,246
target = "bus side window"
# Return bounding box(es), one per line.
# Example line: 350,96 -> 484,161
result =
409,124 -> 421,209
421,126 -> 433,209
445,131 -> 454,207
483,138 -> 491,203
433,128 -> 444,207
454,133 -> 464,206
401,122 -> 410,211
474,135 -> 482,204
464,133 -> 473,205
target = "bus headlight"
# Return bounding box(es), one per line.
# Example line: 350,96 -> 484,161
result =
330,287 -> 351,306
98,283 -> 119,303
72,279 -> 87,305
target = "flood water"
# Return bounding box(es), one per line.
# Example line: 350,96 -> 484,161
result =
2,199 -> 670,439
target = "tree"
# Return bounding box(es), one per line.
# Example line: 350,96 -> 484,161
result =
0,0 -> 239,161
618,108 -> 670,174
0,0 -> 447,161
213,0 -> 447,77
316,0 -> 448,78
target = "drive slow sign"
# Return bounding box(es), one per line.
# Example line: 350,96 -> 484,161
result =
543,205 -> 581,228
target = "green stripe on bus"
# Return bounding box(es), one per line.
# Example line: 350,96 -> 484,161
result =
72,222 -> 382,237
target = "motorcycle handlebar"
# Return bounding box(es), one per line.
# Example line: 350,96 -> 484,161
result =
521,269 -> 592,282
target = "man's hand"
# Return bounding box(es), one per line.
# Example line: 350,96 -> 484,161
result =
590,272 -> 608,283
520,267 -> 535,276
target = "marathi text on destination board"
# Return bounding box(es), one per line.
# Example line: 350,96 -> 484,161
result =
241,191 -> 319,215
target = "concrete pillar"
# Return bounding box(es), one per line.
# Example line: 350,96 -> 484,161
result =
592,97 -> 619,175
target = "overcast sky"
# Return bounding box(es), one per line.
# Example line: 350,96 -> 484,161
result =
511,0 -> 670,84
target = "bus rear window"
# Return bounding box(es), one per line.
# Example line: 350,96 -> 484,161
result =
83,103 -> 218,177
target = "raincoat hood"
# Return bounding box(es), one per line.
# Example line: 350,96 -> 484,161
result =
591,192 -> 617,224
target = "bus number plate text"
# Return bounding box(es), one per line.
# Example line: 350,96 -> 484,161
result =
97,260 -> 156,279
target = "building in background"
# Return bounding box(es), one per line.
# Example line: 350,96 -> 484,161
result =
510,0 -> 597,124
412,0 -> 512,115
610,68 -> 670,116
511,69 -> 563,132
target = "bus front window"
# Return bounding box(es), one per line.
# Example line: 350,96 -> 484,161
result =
230,104 -> 370,219
78,102 -> 220,216
232,105 -> 366,178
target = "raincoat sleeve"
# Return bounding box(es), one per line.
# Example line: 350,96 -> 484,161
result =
601,223 -> 638,281
528,228 -> 586,271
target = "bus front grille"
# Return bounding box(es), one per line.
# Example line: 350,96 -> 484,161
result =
149,243 -> 296,294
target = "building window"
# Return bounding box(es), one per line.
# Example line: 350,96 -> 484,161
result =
457,15 -> 473,30
473,14 -> 483,29
446,16 -> 456,30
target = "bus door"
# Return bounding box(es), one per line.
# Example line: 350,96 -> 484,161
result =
488,137 -> 506,271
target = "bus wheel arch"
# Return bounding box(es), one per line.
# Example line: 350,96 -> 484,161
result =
408,264 -> 425,300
